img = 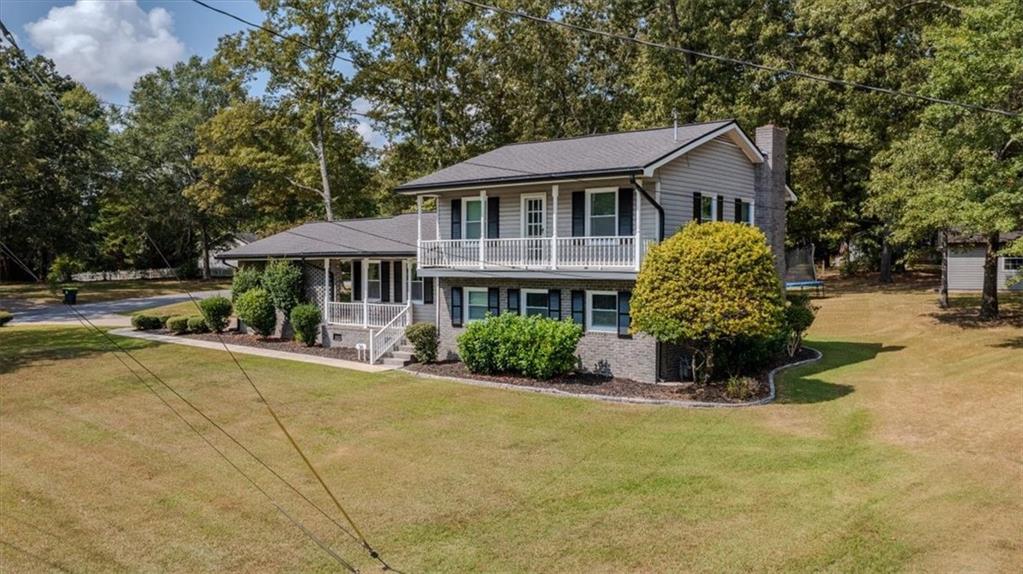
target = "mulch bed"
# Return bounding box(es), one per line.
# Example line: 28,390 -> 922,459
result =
406,346 -> 818,403
169,330 -> 366,362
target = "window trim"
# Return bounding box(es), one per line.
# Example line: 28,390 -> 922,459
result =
700,193 -> 718,222
520,192 -> 547,237
464,287 -> 489,323
586,290 -> 619,333
585,187 -> 619,237
366,260 -> 382,302
409,262 -> 424,303
462,197 -> 483,240
739,198 -> 755,225
521,288 -> 549,317
1002,256 -> 1023,271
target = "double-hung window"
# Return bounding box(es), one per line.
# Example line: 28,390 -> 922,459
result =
587,189 -> 617,237
701,195 -> 716,222
587,291 -> 618,333
465,287 -> 489,322
367,261 -> 381,300
738,199 -> 753,225
463,198 -> 483,240
523,289 -> 549,317
409,263 -> 424,302
1004,257 -> 1023,271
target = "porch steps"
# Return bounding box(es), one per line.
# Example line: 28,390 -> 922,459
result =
378,344 -> 416,367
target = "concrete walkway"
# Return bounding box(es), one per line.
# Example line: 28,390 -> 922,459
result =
4,290 -> 229,327
110,328 -> 395,373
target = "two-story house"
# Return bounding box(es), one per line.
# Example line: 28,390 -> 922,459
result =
220,119 -> 791,381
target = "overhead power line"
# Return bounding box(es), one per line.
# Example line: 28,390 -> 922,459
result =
455,0 -> 1019,118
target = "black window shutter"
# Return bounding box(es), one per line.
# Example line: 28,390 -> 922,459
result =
618,188 -> 633,236
451,286 -> 463,326
617,291 -> 632,338
380,262 -> 391,302
547,289 -> 561,320
488,287 -> 500,316
693,192 -> 702,223
572,191 -> 585,236
734,198 -> 742,223
507,288 -> 520,315
451,199 -> 462,239
571,290 -> 585,326
717,196 -> 725,221
423,276 -> 434,304
487,196 -> 500,238
393,261 -> 403,303
352,260 -> 362,301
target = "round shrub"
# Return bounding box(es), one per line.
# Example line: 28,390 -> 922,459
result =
724,376 -> 758,401
290,303 -> 321,346
187,315 -> 209,333
232,267 -> 262,301
199,296 -> 232,333
131,314 -> 163,330
157,315 -> 172,327
782,294 -> 818,357
0,310 -> 13,327
405,322 -> 438,363
632,222 -> 785,382
46,255 -> 83,284
166,315 -> 190,335
235,288 -> 276,338
457,313 -> 582,379
262,259 -> 304,315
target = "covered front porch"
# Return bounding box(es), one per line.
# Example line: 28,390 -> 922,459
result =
316,257 -> 432,328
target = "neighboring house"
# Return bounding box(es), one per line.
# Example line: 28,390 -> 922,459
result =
220,119 -> 792,379
948,232 -> 1022,291
205,233 -> 258,277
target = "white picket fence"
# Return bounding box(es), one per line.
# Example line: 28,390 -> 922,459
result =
71,268 -> 177,282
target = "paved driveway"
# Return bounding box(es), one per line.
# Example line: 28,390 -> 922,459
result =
2,290 -> 229,327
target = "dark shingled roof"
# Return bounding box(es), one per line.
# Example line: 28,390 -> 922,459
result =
217,212 -> 436,260
395,119 -> 738,192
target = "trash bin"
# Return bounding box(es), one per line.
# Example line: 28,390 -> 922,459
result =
62,287 -> 78,305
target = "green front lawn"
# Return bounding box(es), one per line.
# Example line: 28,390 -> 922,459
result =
1,279 -> 1020,572
0,278 -> 230,306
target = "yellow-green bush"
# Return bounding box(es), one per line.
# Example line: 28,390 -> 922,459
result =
632,222 -> 784,382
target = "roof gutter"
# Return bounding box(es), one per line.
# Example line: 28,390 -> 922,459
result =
630,176 -> 665,241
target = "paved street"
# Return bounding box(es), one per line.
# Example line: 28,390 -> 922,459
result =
1,290 -> 229,327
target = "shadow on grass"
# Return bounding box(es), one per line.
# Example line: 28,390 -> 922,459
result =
992,336 -> 1023,349
0,327 -> 155,375
776,341 -> 905,404
928,292 -> 1023,329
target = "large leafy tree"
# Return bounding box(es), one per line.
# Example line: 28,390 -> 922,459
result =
868,0 -> 1023,318
0,47 -> 109,280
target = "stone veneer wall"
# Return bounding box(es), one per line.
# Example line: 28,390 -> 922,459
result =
436,277 -> 659,383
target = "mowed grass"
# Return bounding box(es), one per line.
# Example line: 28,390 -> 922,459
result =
124,300 -> 204,318
1,278 -> 1020,572
0,278 -> 230,306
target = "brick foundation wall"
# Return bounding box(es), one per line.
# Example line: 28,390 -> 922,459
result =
436,277 -> 658,383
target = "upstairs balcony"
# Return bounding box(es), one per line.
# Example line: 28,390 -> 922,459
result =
418,236 -> 652,271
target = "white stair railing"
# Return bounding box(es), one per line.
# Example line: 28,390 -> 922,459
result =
369,303 -> 411,364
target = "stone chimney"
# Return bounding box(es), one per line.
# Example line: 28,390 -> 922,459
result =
754,124 -> 788,278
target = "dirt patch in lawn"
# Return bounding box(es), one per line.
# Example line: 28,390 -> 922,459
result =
169,330 -> 366,362
406,347 -> 817,403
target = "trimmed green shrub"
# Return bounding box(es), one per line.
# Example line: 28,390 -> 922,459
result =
290,304 -> 321,346
405,323 -> 438,363
782,294 -> 818,357
0,311 -> 13,327
232,267 -> 262,301
46,255 -> 83,285
199,296 -> 232,333
131,314 -> 163,330
235,288 -> 276,337
166,315 -> 190,334
632,222 -> 785,383
724,376 -> 758,401
457,313 -> 582,379
262,259 -> 304,315
187,315 -> 209,333
157,315 -> 172,327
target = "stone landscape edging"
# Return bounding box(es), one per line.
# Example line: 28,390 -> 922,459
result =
402,346 -> 823,408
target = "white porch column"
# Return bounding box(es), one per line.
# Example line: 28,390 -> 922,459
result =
361,258 -> 369,328
323,257 -> 330,323
479,189 -> 487,269
634,188 -> 641,271
416,195 -> 423,262
551,184 -> 559,269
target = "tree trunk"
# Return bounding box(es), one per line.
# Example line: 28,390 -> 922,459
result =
879,235 -> 893,284
201,224 -> 211,280
980,232 -> 999,320
938,230 -> 949,309
314,106 -> 333,222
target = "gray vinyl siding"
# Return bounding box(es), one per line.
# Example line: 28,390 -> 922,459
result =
948,247 -> 1021,291
657,136 -> 756,235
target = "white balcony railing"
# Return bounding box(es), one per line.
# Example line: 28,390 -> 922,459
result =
327,302 -> 408,327
419,236 -> 645,270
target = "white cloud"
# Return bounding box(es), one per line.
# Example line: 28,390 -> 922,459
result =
25,0 -> 185,93
353,97 -> 387,148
